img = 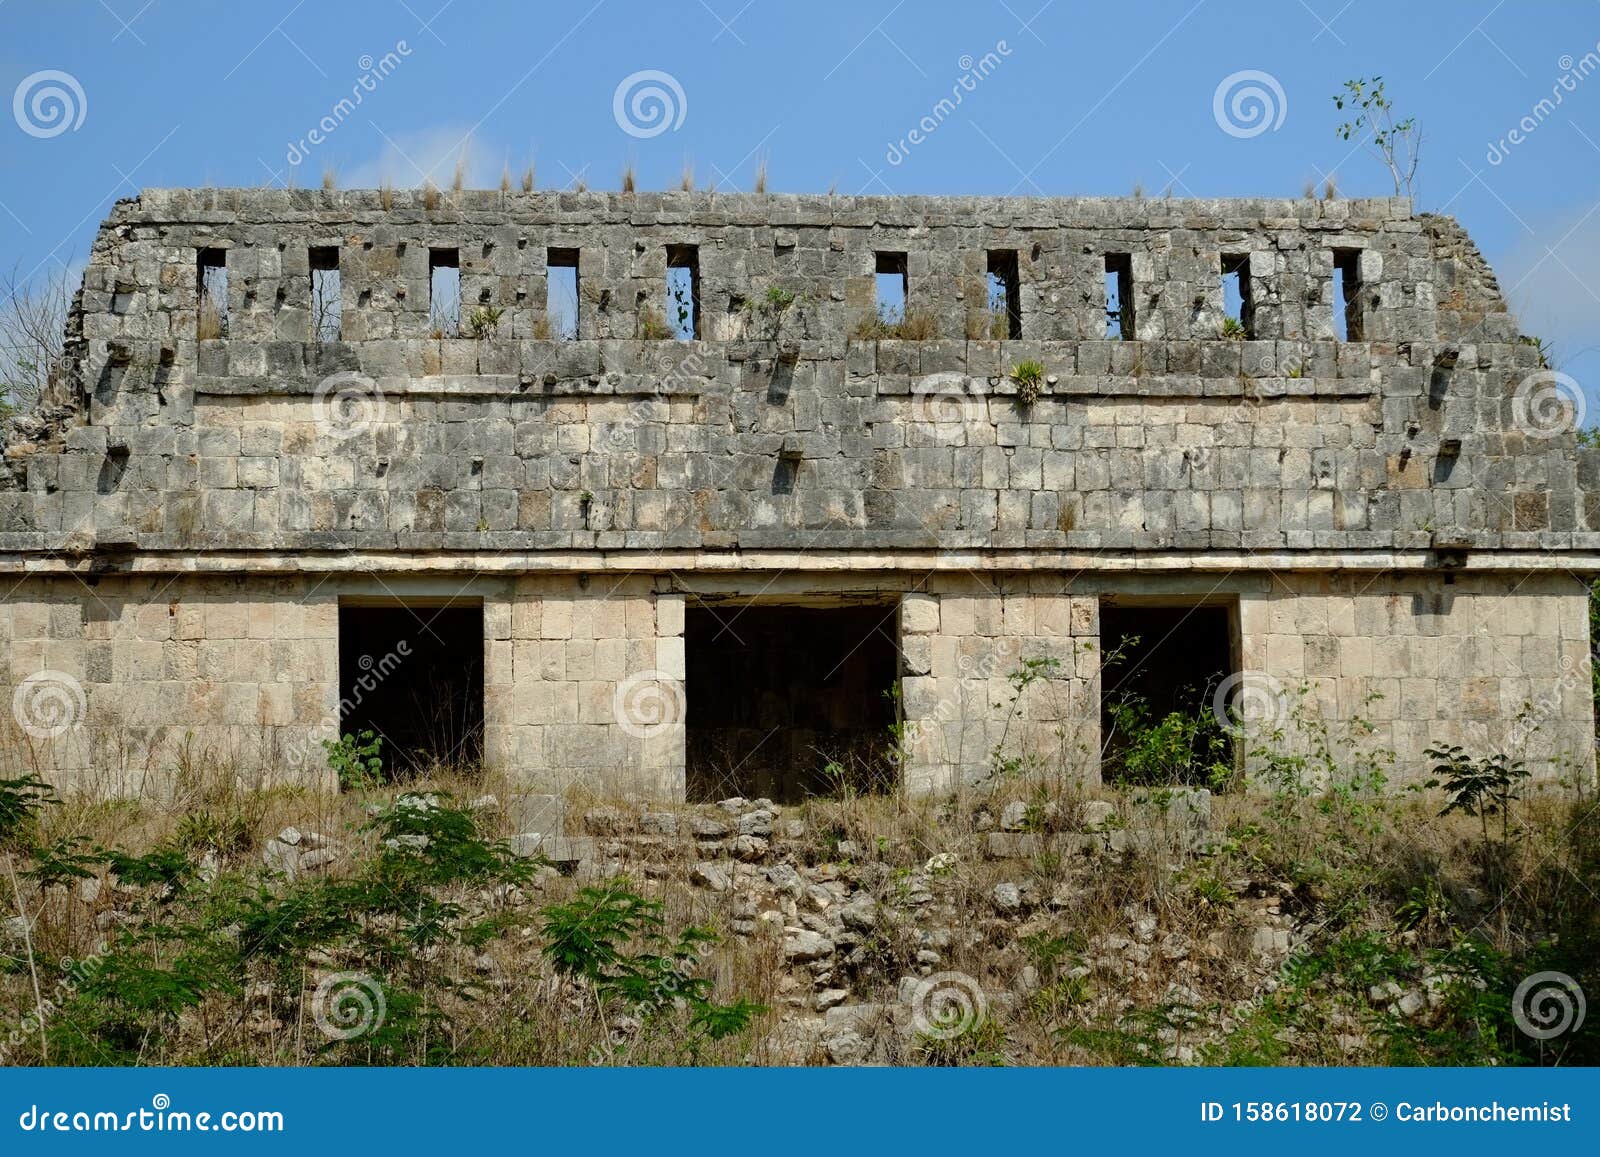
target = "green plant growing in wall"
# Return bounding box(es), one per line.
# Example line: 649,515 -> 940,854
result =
1219,316 -> 1246,341
465,305 -> 504,338
1009,359 -> 1046,405
742,285 -> 799,340
638,306 -> 673,341
1519,334 -> 1553,370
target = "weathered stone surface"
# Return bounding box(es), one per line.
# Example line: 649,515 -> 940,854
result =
538,836 -> 597,865
737,809 -> 774,837
640,811 -> 679,836
782,928 -> 835,961
690,861 -> 732,891
0,190 -> 1591,803
985,832 -> 1043,859
1080,800 -> 1116,829
508,833 -> 543,858
506,794 -> 565,837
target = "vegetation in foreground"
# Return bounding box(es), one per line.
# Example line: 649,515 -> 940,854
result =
0,711 -> 1595,1067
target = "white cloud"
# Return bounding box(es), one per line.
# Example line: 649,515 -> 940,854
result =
321,125 -> 509,190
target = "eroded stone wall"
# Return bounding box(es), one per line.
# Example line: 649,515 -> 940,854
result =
3,571 -> 1591,797
0,190 -> 1592,800
1237,571 -> 1594,783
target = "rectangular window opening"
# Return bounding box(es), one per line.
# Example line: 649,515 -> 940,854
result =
546,248 -> 579,340
1221,253 -> 1253,338
310,246 -> 342,342
338,600 -> 484,781
985,250 -> 1022,339
1104,253 -> 1134,340
874,251 -> 908,325
428,247 -> 461,337
1099,602 -> 1237,788
666,243 -> 701,341
686,602 -> 899,803
197,248 -> 228,339
1333,248 -> 1363,341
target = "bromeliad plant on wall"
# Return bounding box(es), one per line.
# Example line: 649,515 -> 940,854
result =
1009,359 -> 1046,406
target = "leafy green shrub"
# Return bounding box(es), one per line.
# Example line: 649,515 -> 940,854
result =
0,773 -> 57,850
323,730 -> 384,790
1102,693 -> 1234,788
40,792 -> 543,1065
541,879 -> 762,1060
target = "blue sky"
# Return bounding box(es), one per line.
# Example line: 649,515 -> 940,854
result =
2,0 -> 1598,399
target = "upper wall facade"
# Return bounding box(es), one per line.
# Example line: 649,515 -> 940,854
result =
0,189 -> 1592,569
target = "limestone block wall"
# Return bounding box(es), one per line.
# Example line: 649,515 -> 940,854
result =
10,190 -> 1596,560
0,573 -> 688,799
899,580 -> 1100,794
0,575 -> 339,794
2,571 -> 1593,798
489,576 -> 685,799
1236,572 -> 1595,784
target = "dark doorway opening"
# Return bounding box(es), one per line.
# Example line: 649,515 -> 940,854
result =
685,603 -> 899,803
338,601 -> 484,779
1099,603 -> 1235,788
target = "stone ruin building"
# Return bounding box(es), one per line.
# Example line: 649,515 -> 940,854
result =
0,189 -> 1594,802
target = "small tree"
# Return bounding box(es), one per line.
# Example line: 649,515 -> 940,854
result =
1424,743 -> 1530,846
0,264 -> 74,416
1333,77 -> 1421,199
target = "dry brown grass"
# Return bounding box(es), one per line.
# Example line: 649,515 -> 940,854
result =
851,309 -> 941,341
